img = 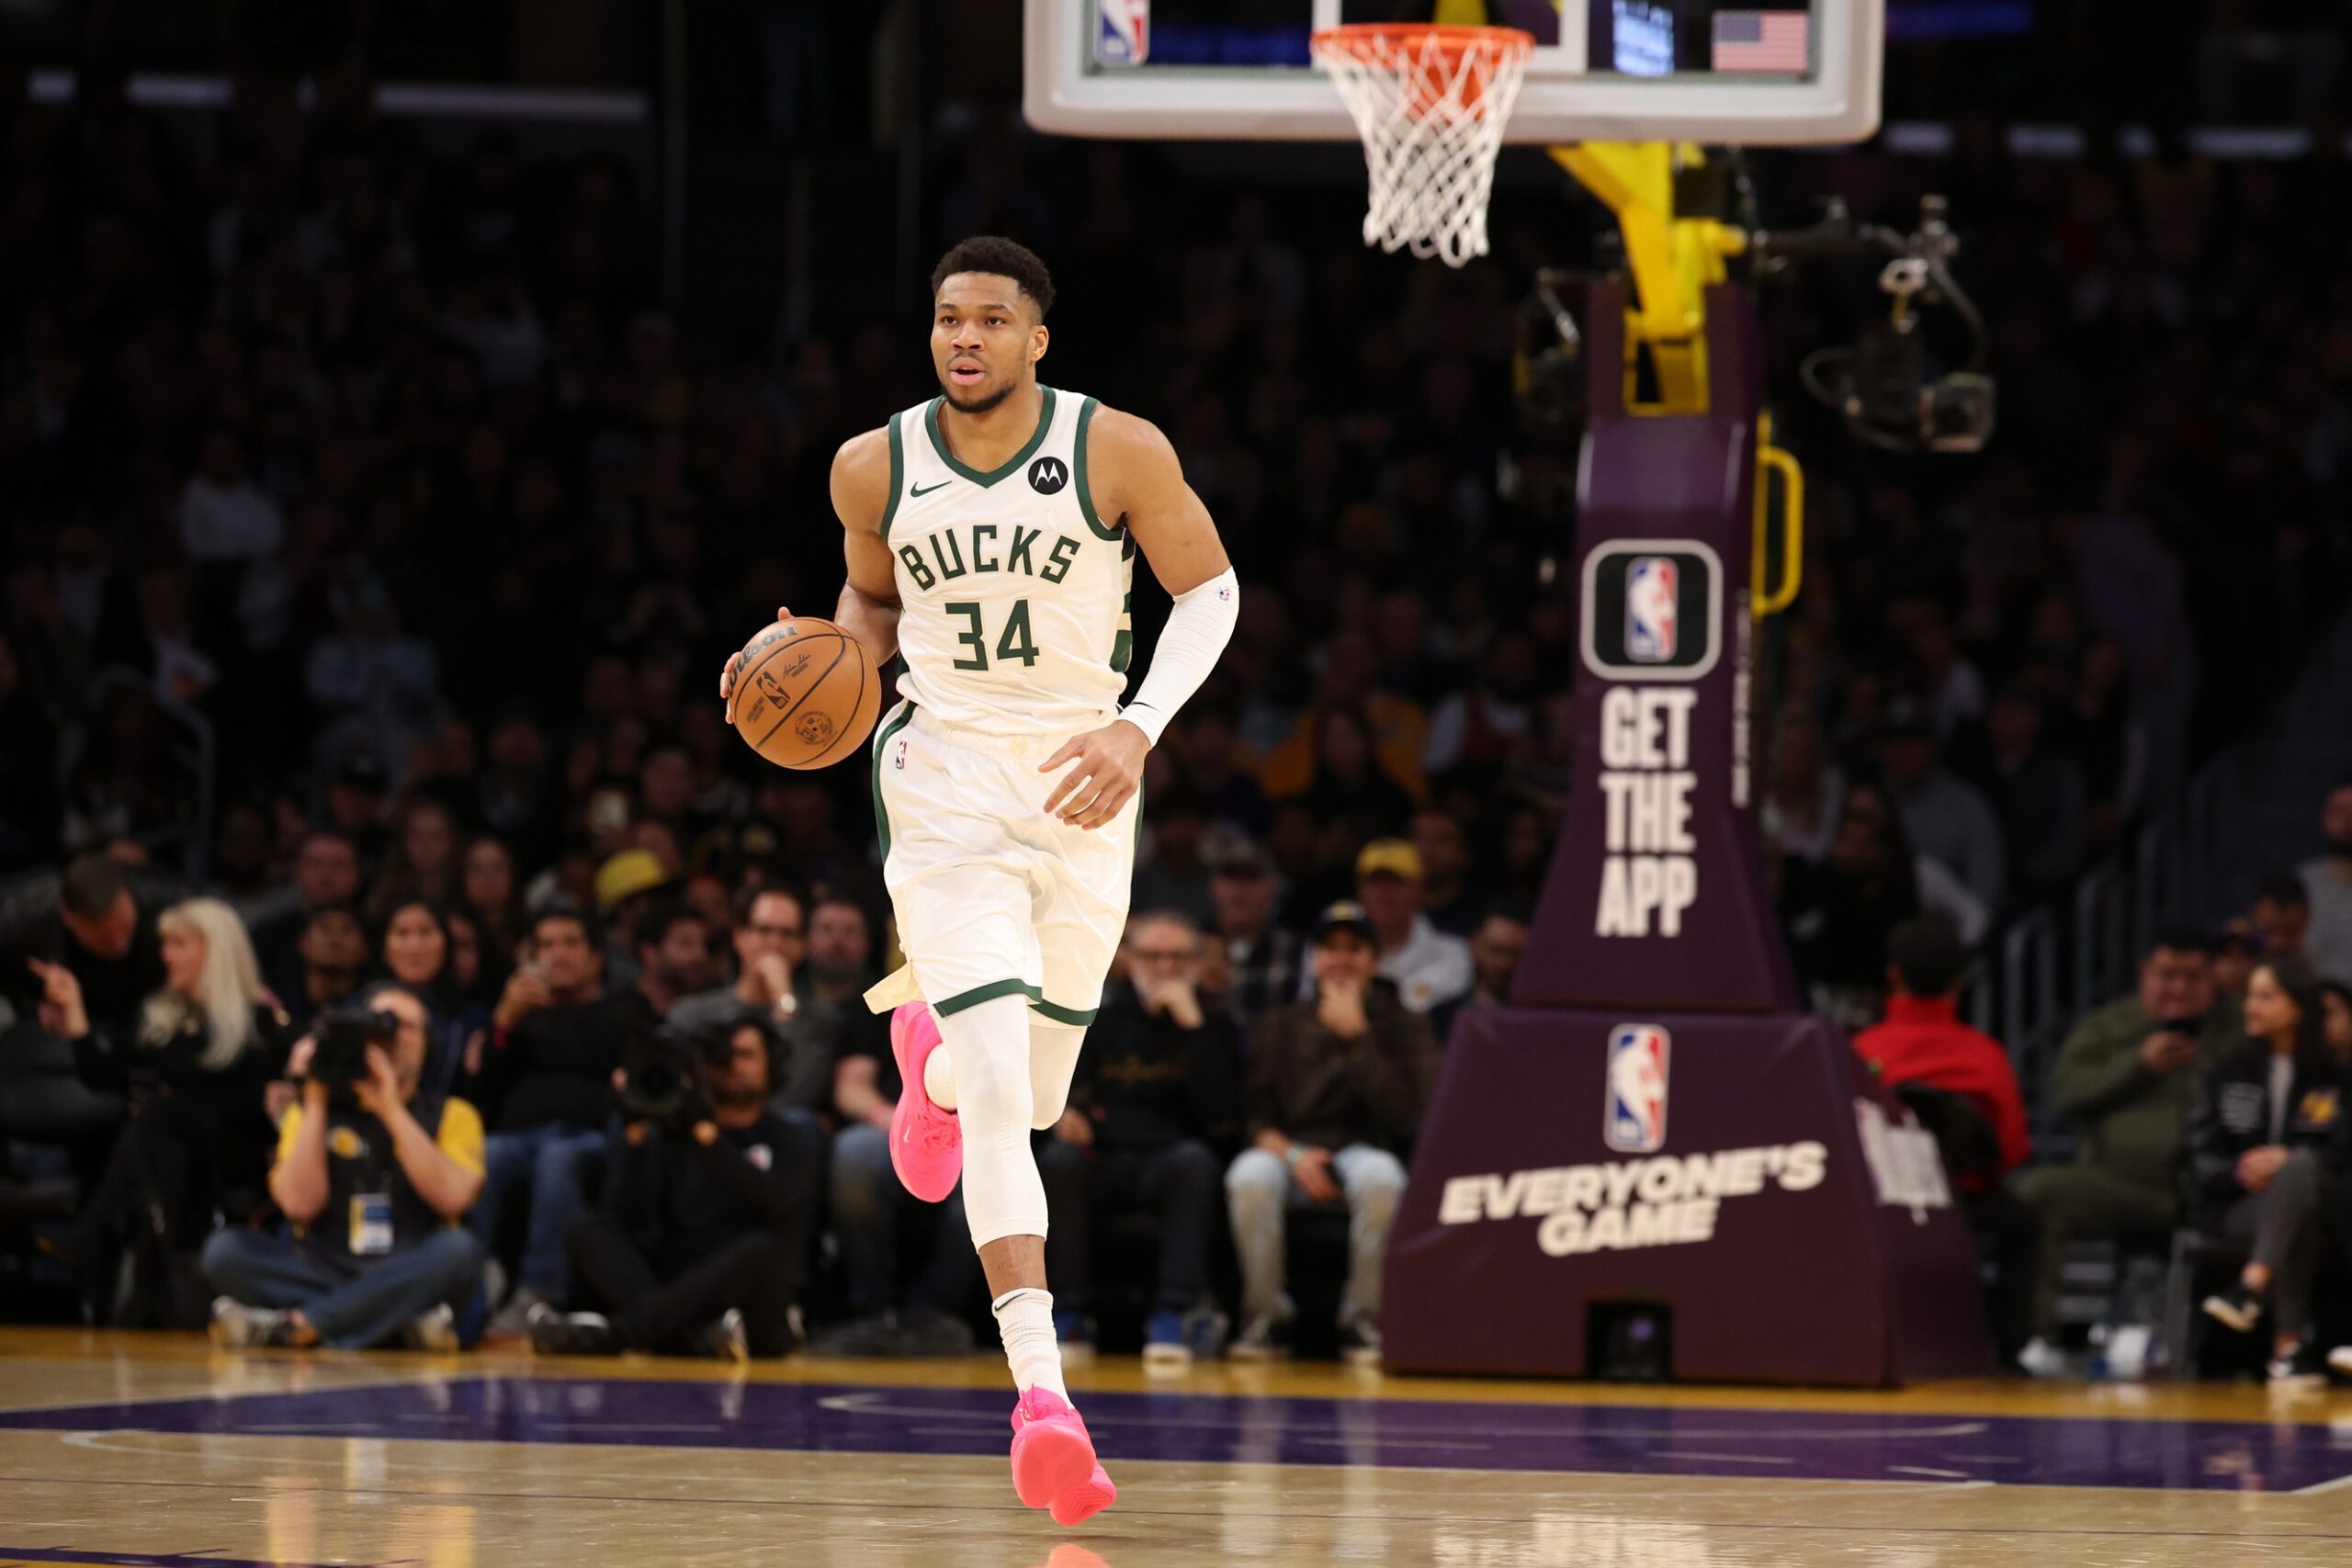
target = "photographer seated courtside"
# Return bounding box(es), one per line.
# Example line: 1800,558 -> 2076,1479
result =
526,1014 -> 823,1359
200,984 -> 486,1349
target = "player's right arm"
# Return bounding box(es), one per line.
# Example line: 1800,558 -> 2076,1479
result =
718,425 -> 902,719
829,425 -> 903,672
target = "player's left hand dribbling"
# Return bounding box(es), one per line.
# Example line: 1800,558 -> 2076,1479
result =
1038,719 -> 1149,829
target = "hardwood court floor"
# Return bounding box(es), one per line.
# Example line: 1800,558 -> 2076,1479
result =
2,1328 -> 2349,1567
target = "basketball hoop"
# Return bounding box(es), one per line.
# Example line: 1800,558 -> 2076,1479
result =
1310,24 -> 1535,270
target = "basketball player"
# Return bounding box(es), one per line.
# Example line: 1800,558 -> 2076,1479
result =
722,236 -> 1237,1525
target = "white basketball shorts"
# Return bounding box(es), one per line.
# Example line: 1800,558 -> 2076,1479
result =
864,698 -> 1136,1028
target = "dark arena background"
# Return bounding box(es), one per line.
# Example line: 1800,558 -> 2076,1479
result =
5,3 -> 2352,1564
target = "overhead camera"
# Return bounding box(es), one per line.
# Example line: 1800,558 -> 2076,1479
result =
1510,191 -> 1996,456
1773,197 -> 1997,454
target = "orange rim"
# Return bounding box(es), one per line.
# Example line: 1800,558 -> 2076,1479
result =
1308,23 -> 1537,64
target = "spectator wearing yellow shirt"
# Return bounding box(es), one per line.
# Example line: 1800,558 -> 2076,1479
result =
201,983 -> 487,1349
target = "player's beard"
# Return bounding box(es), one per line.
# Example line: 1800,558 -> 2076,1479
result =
938,370 -> 1019,415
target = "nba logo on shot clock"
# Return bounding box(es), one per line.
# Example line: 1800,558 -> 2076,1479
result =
1096,0 -> 1150,67
1624,558 -> 1678,662
1605,1024 -> 1670,1153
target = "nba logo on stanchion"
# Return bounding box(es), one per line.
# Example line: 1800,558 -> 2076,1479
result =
1605,1024 -> 1671,1153
1624,558 -> 1678,662
1096,0 -> 1149,66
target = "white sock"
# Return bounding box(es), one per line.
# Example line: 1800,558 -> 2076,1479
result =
993,1287 -> 1067,1400
923,1043 -> 957,1111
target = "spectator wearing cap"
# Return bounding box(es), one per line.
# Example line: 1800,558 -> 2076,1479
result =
1225,900 -> 1440,1365
1879,700 -> 2007,919
1038,910 -> 1244,1366
469,905 -> 648,1333
594,847 -> 670,986
2014,927 -> 2238,1371
250,832 -> 363,1005
1131,788 -> 1217,930
1409,807 -> 1485,938
1355,839 -> 1474,1017
2251,874 -> 2312,965
2298,779 -> 2352,983
1205,831 -> 1302,1028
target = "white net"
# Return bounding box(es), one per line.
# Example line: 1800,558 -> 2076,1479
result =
1311,26 -> 1534,270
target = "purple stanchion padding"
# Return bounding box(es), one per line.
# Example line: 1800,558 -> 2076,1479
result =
1394,288 -> 1988,1383
1384,1007 -> 1992,1384
1513,284 -> 1796,1015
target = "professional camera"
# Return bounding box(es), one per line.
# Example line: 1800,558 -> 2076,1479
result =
311,1007 -> 399,1094
618,1023 -> 723,1132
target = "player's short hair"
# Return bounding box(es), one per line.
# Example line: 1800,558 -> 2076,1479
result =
931,236 -> 1056,319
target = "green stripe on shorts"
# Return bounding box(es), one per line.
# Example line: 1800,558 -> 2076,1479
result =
930,977 -> 1099,1027
869,700 -> 915,861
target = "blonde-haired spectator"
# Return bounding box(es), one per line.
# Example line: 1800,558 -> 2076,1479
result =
31,897 -> 292,1325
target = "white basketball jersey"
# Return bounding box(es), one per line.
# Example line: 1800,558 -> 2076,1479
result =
882,388 -> 1136,738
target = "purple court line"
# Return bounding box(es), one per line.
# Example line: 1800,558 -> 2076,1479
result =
2,1375 -> 2348,1493
0,1552 -> 373,1568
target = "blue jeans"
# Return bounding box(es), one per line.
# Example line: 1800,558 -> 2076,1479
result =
472,1124 -> 606,1301
1225,1144 -> 1408,1328
200,1226 -> 483,1349
829,1122 -> 984,1316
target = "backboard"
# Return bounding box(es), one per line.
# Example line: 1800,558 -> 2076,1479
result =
1023,0 -> 1883,146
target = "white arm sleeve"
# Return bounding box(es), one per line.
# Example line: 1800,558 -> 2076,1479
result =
1118,567 -> 1238,746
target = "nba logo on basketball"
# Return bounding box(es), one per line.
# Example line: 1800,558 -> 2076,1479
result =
1604,1024 -> 1670,1153
1624,558 -> 1677,662
1096,0 -> 1149,67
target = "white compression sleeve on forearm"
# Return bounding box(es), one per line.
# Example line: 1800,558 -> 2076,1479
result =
1118,567 -> 1238,746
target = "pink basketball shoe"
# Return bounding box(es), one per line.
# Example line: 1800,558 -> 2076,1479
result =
1009,1386 -> 1117,1527
888,1000 -> 961,1202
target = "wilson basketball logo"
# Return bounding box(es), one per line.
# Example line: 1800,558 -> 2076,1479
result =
1624,558 -> 1678,662
1605,1024 -> 1670,1153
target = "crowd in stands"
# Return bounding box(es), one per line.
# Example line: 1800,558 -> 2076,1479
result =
3,71 -> 2352,1375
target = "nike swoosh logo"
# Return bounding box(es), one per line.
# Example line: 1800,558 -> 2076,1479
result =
910,480 -> 954,497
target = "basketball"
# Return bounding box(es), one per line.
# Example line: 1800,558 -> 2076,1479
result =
728,617 -> 880,770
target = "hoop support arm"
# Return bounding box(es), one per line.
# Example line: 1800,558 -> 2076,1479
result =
1549,141 -> 1747,417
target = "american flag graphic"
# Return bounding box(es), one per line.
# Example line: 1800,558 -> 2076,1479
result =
1712,10 -> 1812,73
